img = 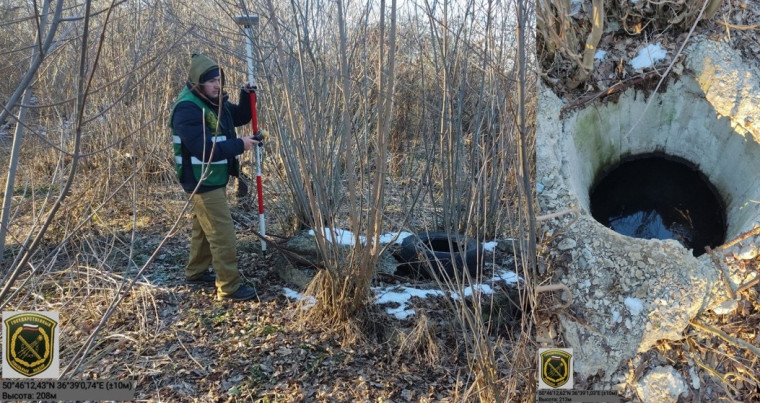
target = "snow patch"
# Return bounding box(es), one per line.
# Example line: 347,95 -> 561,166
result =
307,228 -> 415,246
379,231 -> 414,244
282,287 -> 301,300
451,284 -> 494,300
492,269 -> 520,285
308,228 -> 360,245
300,228 -> 523,320
630,43 -> 667,70
483,241 -> 498,252
282,287 -> 316,310
374,286 -> 446,319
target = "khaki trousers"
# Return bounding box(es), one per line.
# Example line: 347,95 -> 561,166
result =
186,188 -> 242,296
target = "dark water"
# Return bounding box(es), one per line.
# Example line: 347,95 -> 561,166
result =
590,155 -> 726,257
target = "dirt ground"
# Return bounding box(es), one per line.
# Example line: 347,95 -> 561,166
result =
2,1 -> 758,401
541,0 -> 760,100
56,195 -> 529,402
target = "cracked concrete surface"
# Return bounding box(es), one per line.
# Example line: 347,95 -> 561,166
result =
536,37 -> 760,381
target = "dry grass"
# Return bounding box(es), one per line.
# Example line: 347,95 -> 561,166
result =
394,312 -> 441,366
8,0 -> 755,401
1,2 -> 538,401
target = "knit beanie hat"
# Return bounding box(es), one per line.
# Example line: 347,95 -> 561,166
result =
200,68 -> 220,83
188,53 -> 219,86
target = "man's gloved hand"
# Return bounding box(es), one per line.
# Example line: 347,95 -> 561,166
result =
253,129 -> 267,147
241,83 -> 257,94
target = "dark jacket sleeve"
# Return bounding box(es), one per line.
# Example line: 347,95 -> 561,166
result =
172,101 -> 245,162
225,87 -> 253,127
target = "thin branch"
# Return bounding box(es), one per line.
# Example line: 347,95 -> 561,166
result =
690,319 -> 760,358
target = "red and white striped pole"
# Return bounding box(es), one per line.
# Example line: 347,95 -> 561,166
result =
235,14 -> 266,252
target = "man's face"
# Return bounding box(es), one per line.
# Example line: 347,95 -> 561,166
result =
201,76 -> 221,99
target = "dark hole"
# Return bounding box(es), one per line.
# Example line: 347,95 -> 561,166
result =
590,153 -> 726,257
426,239 -> 460,252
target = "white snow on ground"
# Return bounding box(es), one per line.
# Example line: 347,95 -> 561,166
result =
625,297 -> 644,315
286,228 -> 524,319
630,43 -> 667,69
282,287 -> 301,300
308,227 -> 360,245
379,231 -> 414,244
283,287 -> 316,310
285,276 -> 519,319
595,49 -> 607,60
374,286 -> 446,319
492,269 -> 520,284
450,284 -> 494,300
308,228 -> 414,246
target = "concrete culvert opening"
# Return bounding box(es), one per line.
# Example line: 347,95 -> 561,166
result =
589,153 -> 726,257
536,39 -> 760,382
561,73 -> 760,253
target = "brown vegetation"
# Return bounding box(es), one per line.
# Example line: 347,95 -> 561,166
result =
0,0 -> 538,401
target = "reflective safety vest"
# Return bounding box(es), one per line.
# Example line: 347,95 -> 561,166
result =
171,87 -> 231,187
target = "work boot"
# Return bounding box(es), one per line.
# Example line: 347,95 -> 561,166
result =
221,284 -> 257,301
186,271 -> 216,286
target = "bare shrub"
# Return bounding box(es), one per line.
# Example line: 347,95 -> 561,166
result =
1,0 -> 538,399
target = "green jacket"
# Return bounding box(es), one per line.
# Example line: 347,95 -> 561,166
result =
170,54 -> 252,193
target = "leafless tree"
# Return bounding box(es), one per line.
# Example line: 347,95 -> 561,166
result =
0,0 -> 67,267
0,0 -> 537,396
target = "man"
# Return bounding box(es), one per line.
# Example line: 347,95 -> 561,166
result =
170,53 -> 260,301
